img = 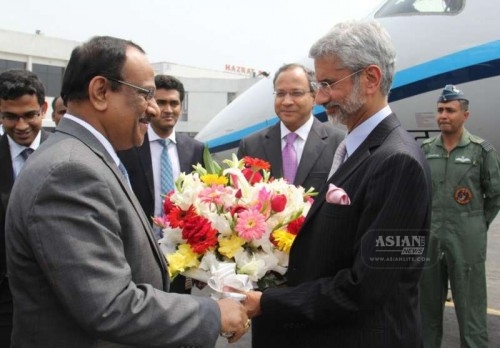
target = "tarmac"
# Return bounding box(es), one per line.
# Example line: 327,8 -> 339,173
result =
195,214 -> 500,348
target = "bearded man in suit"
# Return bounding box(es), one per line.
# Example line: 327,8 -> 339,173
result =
5,36 -> 249,347
243,20 -> 432,348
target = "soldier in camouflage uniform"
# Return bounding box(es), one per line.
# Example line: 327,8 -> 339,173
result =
420,85 -> 500,348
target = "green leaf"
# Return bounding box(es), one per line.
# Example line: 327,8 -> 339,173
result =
202,145 -> 222,174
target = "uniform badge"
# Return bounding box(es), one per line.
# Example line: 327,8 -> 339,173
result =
454,187 -> 473,205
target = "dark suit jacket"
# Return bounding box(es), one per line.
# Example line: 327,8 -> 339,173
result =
118,132 -> 204,221
0,130 -> 50,297
5,118 -> 220,347
253,114 -> 432,348
237,117 -> 345,192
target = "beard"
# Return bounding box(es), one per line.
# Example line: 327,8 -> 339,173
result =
325,81 -> 365,125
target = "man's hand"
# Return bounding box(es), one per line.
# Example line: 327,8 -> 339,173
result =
243,291 -> 262,318
217,298 -> 250,343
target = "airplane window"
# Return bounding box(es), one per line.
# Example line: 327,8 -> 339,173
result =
375,0 -> 464,17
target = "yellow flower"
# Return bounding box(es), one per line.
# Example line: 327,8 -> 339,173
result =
166,244 -> 200,277
218,234 -> 246,259
272,229 -> 296,253
200,174 -> 228,185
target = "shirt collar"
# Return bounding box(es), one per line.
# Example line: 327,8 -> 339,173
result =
345,105 -> 392,156
148,126 -> 177,144
7,130 -> 42,160
280,114 -> 313,141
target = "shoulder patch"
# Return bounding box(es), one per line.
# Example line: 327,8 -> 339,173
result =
468,133 -> 485,144
480,140 -> 494,152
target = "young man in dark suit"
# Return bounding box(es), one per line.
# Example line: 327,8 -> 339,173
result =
118,74 -> 204,294
0,69 -> 50,346
237,63 -> 345,192
243,20 -> 432,348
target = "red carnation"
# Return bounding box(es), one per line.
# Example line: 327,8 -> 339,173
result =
182,215 -> 218,254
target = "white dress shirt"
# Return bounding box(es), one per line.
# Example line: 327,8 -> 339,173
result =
8,131 -> 42,178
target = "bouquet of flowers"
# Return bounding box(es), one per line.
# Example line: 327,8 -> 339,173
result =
153,149 -> 315,295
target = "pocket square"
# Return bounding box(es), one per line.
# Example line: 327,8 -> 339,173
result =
326,183 -> 351,205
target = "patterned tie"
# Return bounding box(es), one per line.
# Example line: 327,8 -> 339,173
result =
20,147 -> 34,161
328,139 -> 347,179
158,138 -> 174,195
118,162 -> 131,188
282,132 -> 298,183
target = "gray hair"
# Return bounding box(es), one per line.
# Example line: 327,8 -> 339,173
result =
309,20 -> 396,96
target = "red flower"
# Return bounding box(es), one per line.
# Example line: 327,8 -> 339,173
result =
182,215 -> 218,254
243,156 -> 271,171
271,194 -> 287,212
242,168 -> 263,184
163,193 -> 175,215
287,216 -> 305,235
168,205 -> 196,229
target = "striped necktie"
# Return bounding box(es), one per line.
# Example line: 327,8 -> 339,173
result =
328,139 -> 347,179
158,138 -> 174,195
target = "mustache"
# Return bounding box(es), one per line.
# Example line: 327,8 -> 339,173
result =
324,101 -> 341,109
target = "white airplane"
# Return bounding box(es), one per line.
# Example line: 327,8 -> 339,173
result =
195,0 -> 500,156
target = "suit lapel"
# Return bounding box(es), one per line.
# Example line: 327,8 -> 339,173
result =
295,118 -> 328,186
301,114 -> 401,227
56,119 -> 168,275
137,133 -> 155,201
263,124 -> 283,179
176,134 -> 192,173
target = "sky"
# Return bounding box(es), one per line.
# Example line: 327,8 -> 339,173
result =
2,0 -> 383,73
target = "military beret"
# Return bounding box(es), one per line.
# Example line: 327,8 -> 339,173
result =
438,84 -> 468,103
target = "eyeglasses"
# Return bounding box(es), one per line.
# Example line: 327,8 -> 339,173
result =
311,68 -> 365,94
273,90 -> 313,99
107,77 -> 155,100
1,110 -> 41,122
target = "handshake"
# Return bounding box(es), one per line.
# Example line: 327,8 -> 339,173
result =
216,290 -> 262,343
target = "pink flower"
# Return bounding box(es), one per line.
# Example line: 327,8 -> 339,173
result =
235,209 -> 267,241
199,185 -> 229,205
325,184 -> 351,205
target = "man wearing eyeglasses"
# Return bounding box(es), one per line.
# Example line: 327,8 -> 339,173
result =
118,74 -> 205,294
237,63 -> 344,192
0,68 -> 50,347
4,36 -> 248,347
243,21 -> 432,348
